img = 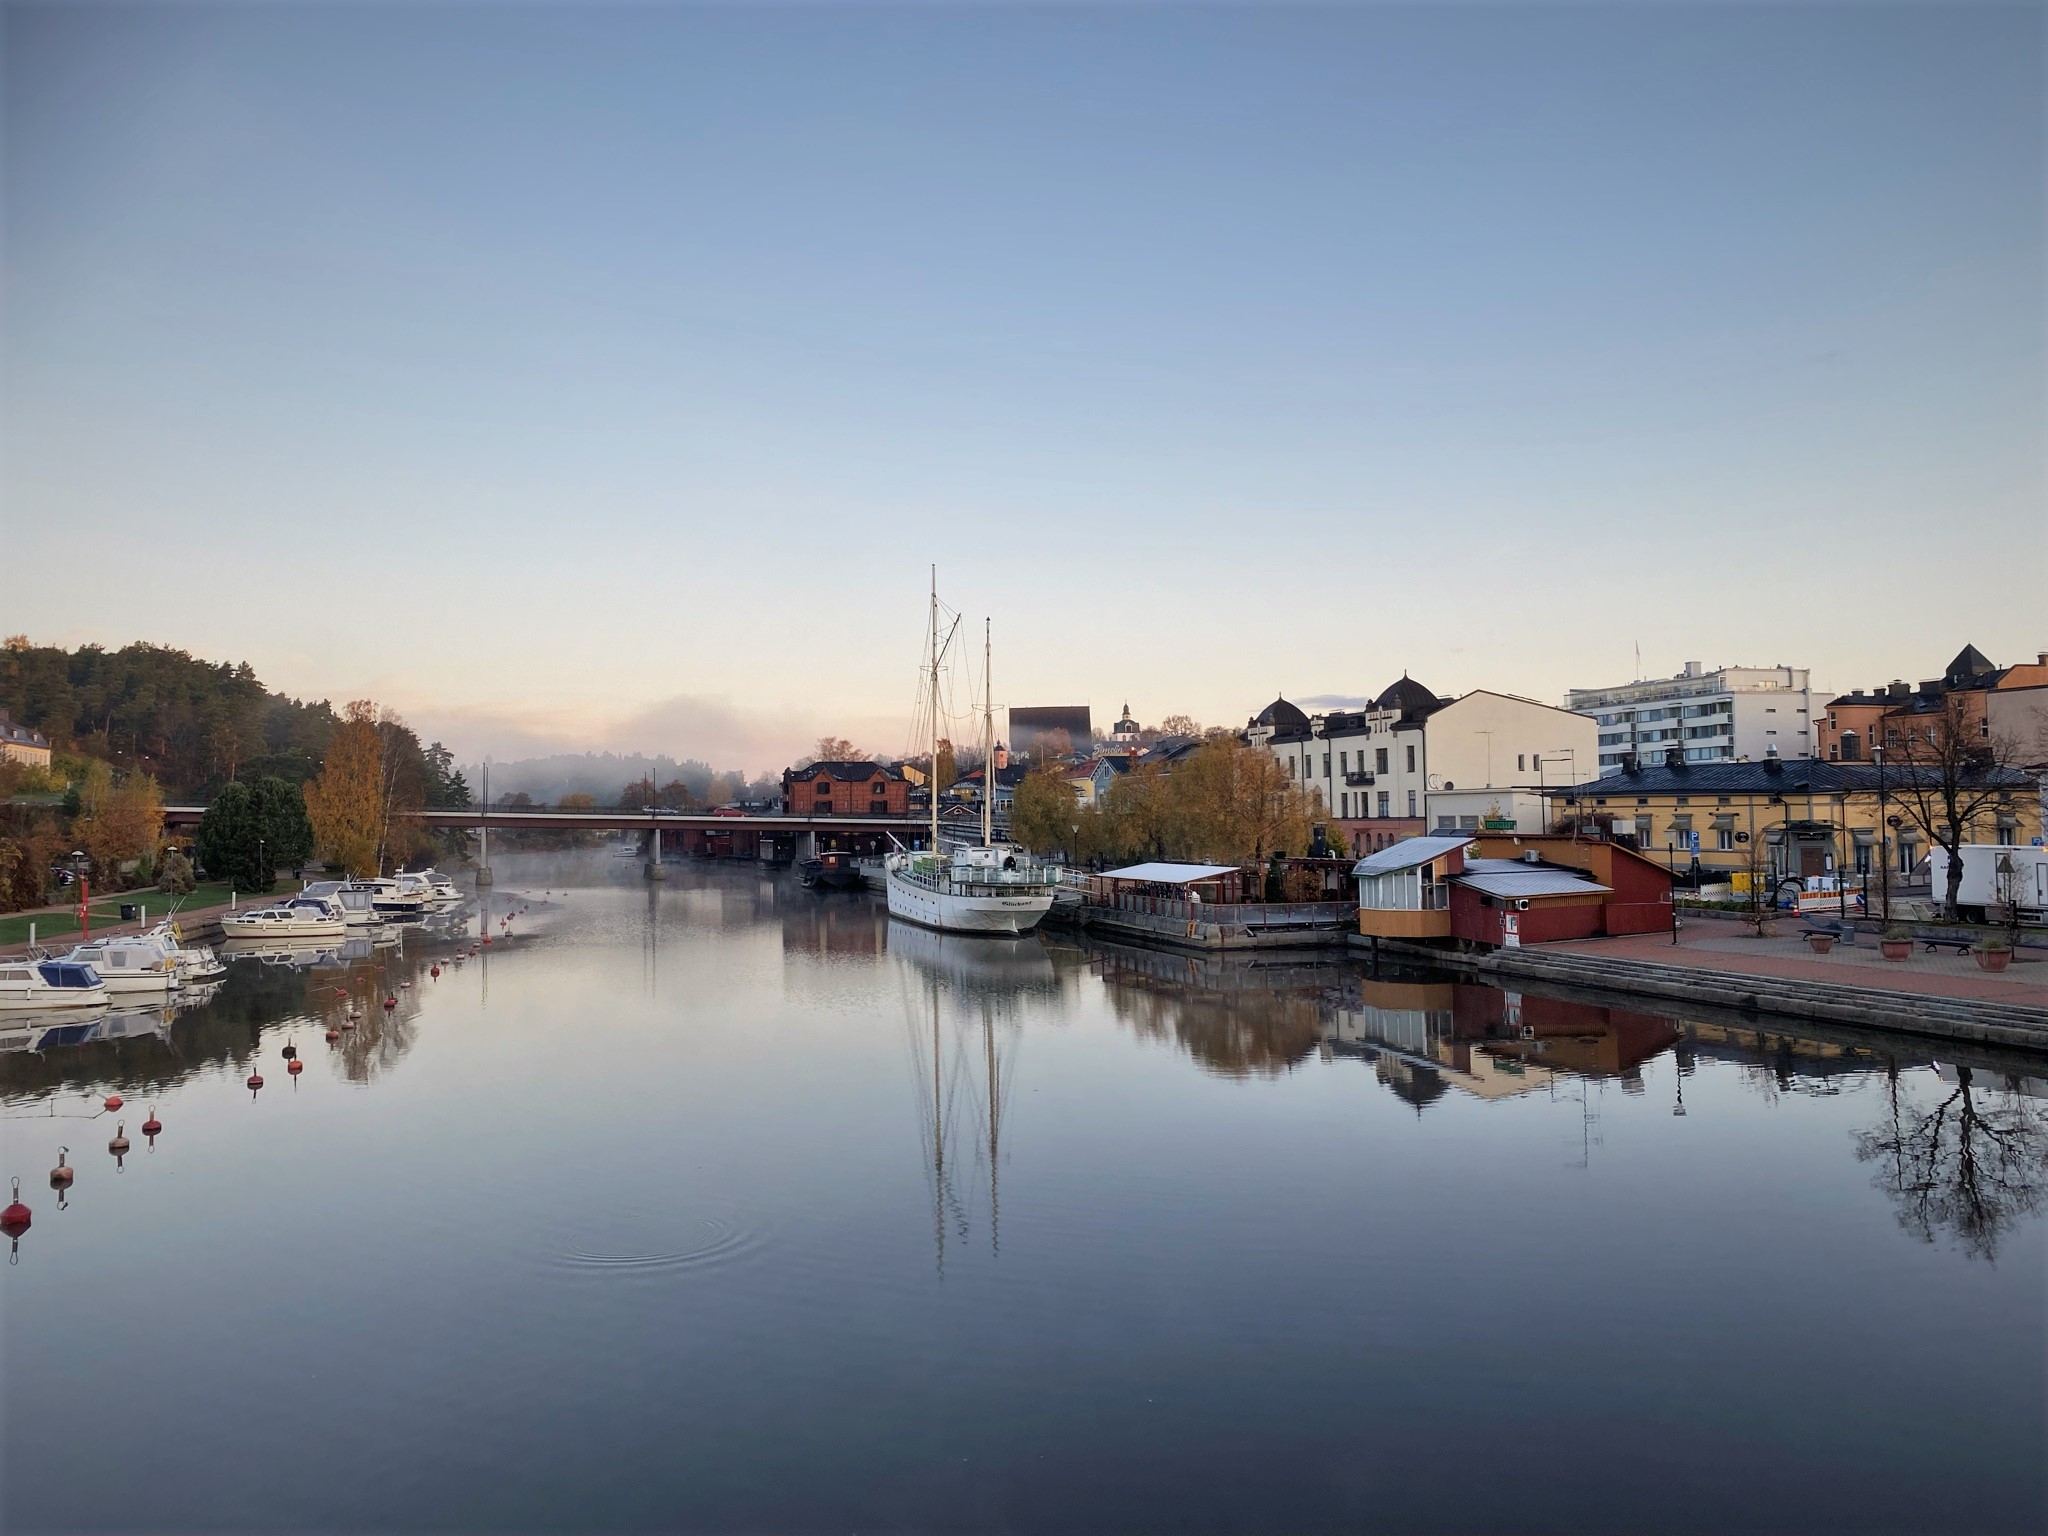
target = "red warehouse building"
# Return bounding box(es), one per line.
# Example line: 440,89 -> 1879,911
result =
779,761 -> 910,817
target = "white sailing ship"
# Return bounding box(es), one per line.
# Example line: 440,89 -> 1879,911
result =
884,577 -> 1059,936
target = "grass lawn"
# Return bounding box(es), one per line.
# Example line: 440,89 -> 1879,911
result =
0,879 -> 251,947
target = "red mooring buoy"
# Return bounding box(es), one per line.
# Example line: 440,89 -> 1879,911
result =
108,1124 -> 130,1158
383,996 -> 397,1010
326,1027 -> 341,1042
142,1108 -> 162,1139
288,1059 -> 304,1076
50,1149 -> 74,1188
103,1094 -> 123,1112
2,1180 -> 31,1238
430,965 -> 440,979
248,1069 -> 264,1092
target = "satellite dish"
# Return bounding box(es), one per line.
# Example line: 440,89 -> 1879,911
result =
1426,774 -> 1444,791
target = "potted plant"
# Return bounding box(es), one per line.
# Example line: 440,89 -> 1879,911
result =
1807,931 -> 1836,954
1880,926 -> 1913,961
1975,936 -> 2013,973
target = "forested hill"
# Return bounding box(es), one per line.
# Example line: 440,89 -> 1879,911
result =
0,637 -> 340,797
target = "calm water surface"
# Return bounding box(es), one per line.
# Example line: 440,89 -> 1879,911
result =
3,856 -> 2043,1534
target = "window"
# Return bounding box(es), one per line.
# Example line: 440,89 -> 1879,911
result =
1407,790 -> 1417,817
1459,815 -> 1480,831
1437,815 -> 1457,831
1377,791 -> 1390,817
1717,828 -> 1735,852
1517,754 -> 1526,772
1286,758 -> 1296,780
1375,748 -> 1389,774
1405,745 -> 1417,773
1322,753 -> 1330,777
1339,751 -> 1348,773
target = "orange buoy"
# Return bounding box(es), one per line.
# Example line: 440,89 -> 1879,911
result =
287,1059 -> 304,1076
248,1069 -> 264,1092
326,1027 -> 341,1042
383,995 -> 397,1009
50,1149 -> 74,1188
104,1094 -> 123,1112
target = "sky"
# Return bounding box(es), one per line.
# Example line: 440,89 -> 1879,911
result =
4,3 -> 2042,773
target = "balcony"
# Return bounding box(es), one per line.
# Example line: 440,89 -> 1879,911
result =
1344,771 -> 1376,786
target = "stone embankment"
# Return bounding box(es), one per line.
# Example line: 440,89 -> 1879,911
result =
1364,937 -> 2048,1051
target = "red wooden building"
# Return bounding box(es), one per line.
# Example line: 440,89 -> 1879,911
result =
779,761 -> 909,817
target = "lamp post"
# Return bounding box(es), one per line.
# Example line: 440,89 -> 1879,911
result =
1873,745 -> 1889,925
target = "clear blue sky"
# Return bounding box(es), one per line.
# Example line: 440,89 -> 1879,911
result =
5,3 -> 2041,770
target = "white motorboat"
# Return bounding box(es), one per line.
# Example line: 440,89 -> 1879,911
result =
346,877 -> 427,919
57,933 -> 184,996
0,958 -> 109,1012
884,584 -> 1059,936
220,896 -> 348,942
301,880 -> 380,925
420,871 -> 464,910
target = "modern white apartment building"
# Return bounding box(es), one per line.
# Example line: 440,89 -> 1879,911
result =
1565,662 -> 1813,772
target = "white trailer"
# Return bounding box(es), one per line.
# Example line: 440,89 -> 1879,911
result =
1924,844 -> 2048,922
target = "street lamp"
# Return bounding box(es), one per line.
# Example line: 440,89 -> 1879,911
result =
1873,745 -> 1890,925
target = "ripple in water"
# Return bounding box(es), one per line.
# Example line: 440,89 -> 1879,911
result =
558,1218 -> 759,1275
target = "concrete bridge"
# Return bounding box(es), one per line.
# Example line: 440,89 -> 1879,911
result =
159,805 -> 920,881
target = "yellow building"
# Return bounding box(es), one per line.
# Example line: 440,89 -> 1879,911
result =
0,711 -> 52,769
1546,755 -> 2040,886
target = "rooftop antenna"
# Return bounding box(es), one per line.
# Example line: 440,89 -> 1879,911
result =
1634,640 -> 1641,681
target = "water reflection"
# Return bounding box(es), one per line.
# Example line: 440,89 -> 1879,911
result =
1858,1062 -> 2048,1262
891,923 -> 1041,1272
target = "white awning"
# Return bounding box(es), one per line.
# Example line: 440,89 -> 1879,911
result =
1097,862 -> 1240,884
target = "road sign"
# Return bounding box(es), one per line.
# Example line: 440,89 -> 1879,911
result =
1687,831 -> 1700,853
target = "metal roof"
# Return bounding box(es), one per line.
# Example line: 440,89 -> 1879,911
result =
1098,862 -> 1241,884
1455,869 -> 1610,899
1352,835 -> 1473,875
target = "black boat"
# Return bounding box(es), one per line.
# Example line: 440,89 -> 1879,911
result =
798,853 -> 865,891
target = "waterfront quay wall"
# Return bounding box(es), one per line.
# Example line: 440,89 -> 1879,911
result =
1359,936 -> 2048,1053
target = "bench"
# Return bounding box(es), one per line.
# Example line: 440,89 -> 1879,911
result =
1800,920 -> 1858,945
1916,933 -> 1973,955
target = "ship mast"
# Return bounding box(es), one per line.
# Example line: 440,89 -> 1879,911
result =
929,566 -> 941,862
982,619 -> 994,849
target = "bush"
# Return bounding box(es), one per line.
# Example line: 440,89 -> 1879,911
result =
157,850 -> 195,896
1882,925 -> 1912,943
1976,935 -> 2011,953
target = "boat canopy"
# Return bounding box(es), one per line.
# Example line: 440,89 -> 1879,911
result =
37,961 -> 102,988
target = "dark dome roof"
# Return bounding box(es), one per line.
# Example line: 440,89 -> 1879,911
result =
1374,675 -> 1441,715
1254,697 -> 1310,733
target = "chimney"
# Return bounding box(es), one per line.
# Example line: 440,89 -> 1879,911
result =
1664,747 -> 1683,770
1683,661 -> 1701,679
1764,746 -> 1783,774
1887,680 -> 1910,700
1622,751 -> 1639,774
993,740 -> 1008,771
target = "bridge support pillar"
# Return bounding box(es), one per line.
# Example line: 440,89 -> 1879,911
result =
645,826 -> 666,880
475,866 -> 493,887
796,830 -> 816,864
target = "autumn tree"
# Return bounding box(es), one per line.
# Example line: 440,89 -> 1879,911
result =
305,700 -> 387,876
806,736 -> 860,767
1042,727 -> 1073,761
1172,736 -> 1319,863
934,739 -> 957,792
1008,765 -> 1081,856
74,761 -> 166,878
1882,695 -> 2029,919
1157,714 -> 1200,738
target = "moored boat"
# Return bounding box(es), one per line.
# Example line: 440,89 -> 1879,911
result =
220,896 -> 348,942
882,581 -> 1058,936
56,934 -> 184,996
0,959 -> 110,1012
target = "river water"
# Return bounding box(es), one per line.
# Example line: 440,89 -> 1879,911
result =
3,856 -> 2043,1534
